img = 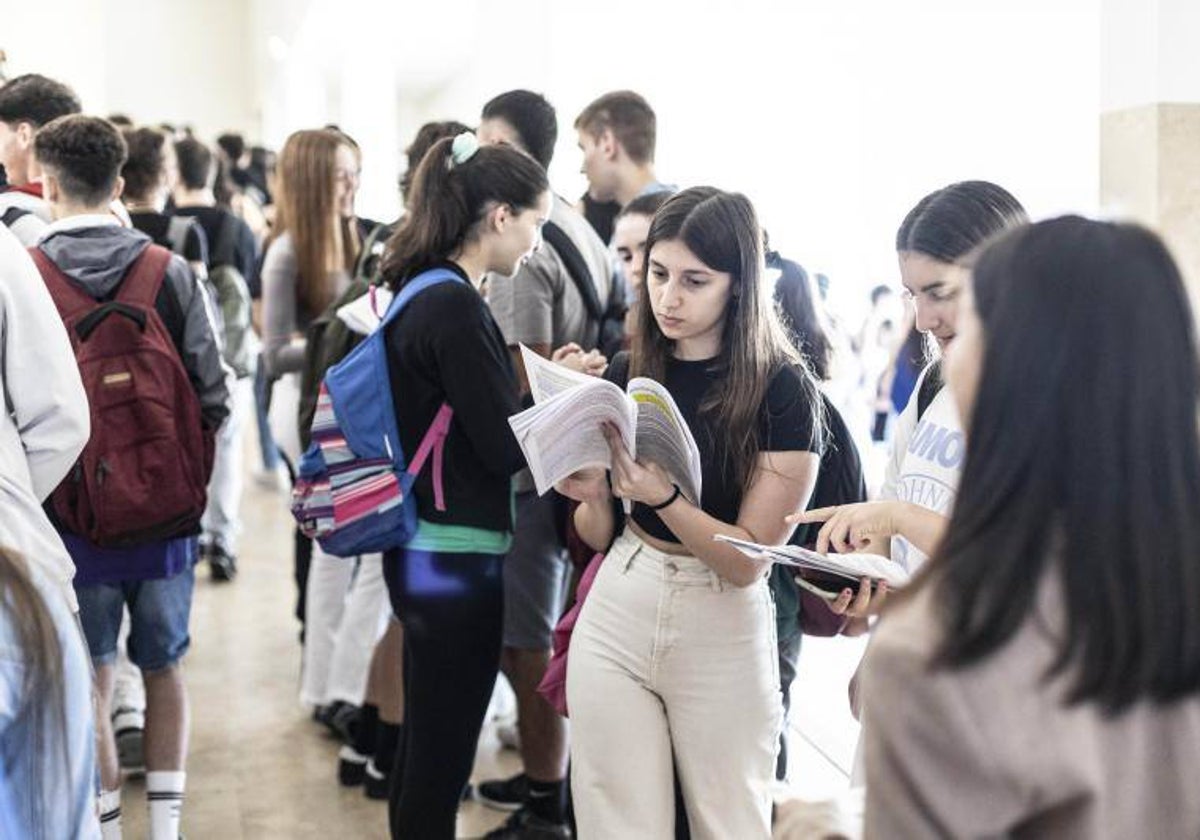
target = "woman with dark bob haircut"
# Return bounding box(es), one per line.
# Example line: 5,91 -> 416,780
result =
862,217 -> 1200,838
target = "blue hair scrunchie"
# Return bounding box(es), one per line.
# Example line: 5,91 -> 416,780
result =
450,132 -> 480,167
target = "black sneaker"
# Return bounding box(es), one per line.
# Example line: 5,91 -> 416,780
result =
363,758 -> 390,800
209,544 -> 238,582
338,745 -> 368,787
313,700 -> 357,741
329,702 -> 361,744
473,773 -> 529,812
482,807 -> 571,839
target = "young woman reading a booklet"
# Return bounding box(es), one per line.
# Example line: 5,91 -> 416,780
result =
556,187 -> 824,838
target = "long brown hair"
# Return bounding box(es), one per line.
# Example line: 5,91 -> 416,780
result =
0,547 -> 68,838
633,187 -> 820,495
381,135 -> 548,288
271,129 -> 359,317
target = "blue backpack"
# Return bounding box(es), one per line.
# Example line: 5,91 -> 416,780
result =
290,268 -> 462,556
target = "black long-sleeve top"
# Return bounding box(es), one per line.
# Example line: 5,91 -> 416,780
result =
385,262 -> 526,532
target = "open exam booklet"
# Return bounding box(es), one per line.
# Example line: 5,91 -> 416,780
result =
508,345 -> 703,504
714,534 -> 911,591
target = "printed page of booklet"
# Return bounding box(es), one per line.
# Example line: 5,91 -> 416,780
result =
520,344 -> 596,403
625,377 -> 702,504
713,534 -> 910,588
510,345 -> 702,504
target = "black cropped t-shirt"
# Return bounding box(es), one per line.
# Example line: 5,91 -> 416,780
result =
607,352 -> 824,543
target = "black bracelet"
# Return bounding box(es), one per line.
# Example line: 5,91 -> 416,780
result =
650,484 -> 681,511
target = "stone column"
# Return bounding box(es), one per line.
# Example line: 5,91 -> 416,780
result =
1101,0 -> 1200,304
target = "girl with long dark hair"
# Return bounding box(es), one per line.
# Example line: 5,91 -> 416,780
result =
377,132 -> 550,838
792,180 -> 1028,618
790,182 -> 1027,789
863,217 -> 1200,838
560,187 -> 825,837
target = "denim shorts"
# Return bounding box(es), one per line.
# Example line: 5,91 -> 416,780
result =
75,565 -> 196,671
502,491 -> 570,650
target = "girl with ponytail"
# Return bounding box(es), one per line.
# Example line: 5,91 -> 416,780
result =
377,132 -> 550,838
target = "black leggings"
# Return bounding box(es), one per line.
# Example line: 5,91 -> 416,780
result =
383,546 -> 504,839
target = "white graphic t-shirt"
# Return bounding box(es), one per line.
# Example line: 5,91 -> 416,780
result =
880,365 -> 964,573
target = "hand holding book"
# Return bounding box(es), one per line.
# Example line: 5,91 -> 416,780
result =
603,422 -> 679,509
554,466 -> 611,506
714,533 -> 905,625
509,345 -> 703,504
713,535 -> 910,589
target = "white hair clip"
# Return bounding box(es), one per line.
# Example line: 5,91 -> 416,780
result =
450,132 -> 480,167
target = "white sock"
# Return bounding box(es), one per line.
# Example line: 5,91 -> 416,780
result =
99,789 -> 123,840
146,771 -> 186,840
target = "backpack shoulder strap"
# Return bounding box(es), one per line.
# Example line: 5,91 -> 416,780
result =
352,222 -> 390,284
916,360 -> 943,421
166,216 -> 193,256
382,268 -> 466,328
211,210 -> 240,267
1,206 -> 30,229
115,245 -> 174,310
27,246 -> 97,322
542,220 -> 603,321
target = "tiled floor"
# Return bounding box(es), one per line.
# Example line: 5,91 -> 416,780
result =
118,447 -> 863,837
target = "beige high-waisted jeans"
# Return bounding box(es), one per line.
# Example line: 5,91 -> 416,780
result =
567,530 -> 781,839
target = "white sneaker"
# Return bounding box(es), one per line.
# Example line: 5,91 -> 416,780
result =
253,465 -> 289,492
496,721 -> 521,751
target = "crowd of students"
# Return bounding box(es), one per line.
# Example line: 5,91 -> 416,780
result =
0,68 -> 1198,840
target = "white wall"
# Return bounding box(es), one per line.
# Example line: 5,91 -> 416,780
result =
1,0 -> 257,138
2,0 -> 1104,314
252,0 -> 1101,318
1102,0 -> 1200,112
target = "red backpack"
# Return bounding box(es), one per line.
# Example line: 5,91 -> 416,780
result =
30,244 -> 213,547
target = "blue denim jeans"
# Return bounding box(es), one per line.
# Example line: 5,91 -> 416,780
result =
254,354 -> 282,472
76,564 -> 196,671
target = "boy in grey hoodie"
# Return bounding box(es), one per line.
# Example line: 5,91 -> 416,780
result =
32,114 -> 228,840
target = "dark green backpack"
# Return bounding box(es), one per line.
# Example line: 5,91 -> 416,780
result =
297,223 -> 390,449
204,212 -> 254,378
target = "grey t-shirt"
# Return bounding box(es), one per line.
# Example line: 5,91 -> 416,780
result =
486,194 -> 614,352
261,231 -> 351,377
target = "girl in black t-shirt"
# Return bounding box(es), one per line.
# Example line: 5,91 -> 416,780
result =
558,187 -> 824,838
377,133 -> 551,839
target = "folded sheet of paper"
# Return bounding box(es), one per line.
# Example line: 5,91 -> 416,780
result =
508,345 -> 703,504
337,286 -> 394,336
713,534 -> 910,588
